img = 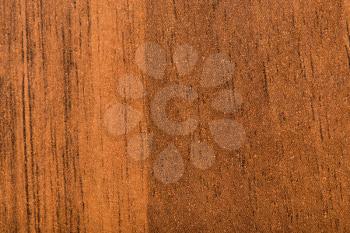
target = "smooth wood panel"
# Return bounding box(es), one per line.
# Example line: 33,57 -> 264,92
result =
145,0 -> 350,232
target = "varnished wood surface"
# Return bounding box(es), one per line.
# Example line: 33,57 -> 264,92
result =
1,0 -> 350,232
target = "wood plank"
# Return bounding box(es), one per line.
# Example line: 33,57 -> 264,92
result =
0,0 -> 349,232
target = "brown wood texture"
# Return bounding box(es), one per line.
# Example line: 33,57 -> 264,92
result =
1,0 -> 350,232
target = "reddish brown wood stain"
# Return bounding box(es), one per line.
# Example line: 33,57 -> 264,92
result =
1,0 -> 350,232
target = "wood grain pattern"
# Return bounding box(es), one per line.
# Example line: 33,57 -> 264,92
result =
1,0 -> 148,232
1,0 -> 350,232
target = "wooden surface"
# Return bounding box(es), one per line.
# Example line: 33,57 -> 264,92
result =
1,0 -> 350,232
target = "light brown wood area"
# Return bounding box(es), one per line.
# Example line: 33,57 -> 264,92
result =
1,0 -> 350,232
